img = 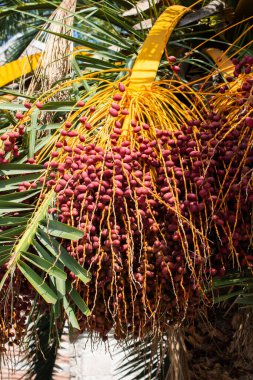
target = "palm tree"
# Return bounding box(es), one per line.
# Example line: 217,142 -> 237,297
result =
0,0 -> 252,379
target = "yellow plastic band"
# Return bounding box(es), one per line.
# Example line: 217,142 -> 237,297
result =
0,53 -> 41,87
0,47 -> 92,88
205,48 -> 234,77
129,5 -> 188,90
204,48 -> 243,94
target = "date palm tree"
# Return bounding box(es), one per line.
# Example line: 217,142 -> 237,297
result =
0,1 -> 252,379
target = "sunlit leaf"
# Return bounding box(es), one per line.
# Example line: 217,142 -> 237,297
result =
0,200 -> 34,212
0,163 -> 43,175
21,251 -> 67,280
0,173 -> 41,192
37,229 -> 91,284
63,296 -> 80,330
66,281 -> 90,316
0,102 -> 26,111
39,220 -> 83,240
17,260 -> 58,304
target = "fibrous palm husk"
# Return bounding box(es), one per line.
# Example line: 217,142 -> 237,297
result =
28,0 -> 76,93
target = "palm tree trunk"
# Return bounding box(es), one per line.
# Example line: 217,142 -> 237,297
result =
29,0 -> 76,93
166,326 -> 189,380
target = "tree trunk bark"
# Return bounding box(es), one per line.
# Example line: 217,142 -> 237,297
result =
166,326 -> 189,380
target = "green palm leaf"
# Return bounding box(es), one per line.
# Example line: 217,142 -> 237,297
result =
0,163 -> 90,351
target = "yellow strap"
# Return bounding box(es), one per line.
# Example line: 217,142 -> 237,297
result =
129,5 -> 188,90
205,48 -> 234,77
0,47 -> 92,88
0,53 -> 41,87
204,48 -> 243,94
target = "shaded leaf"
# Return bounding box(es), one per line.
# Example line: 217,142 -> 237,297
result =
123,0 -> 161,17
0,88 -> 34,100
0,189 -> 40,202
0,215 -> 28,225
0,225 -> 25,237
29,108 -> 39,159
213,290 -> 243,303
0,246 -> 11,253
212,276 -> 253,288
0,252 -> 11,266
76,54 -> 120,70
40,101 -> 78,112
178,1 -> 226,27
237,295 -> 253,305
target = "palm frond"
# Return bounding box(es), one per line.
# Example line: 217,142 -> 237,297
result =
115,336 -> 171,380
115,326 -> 188,380
0,115 -> 91,355
20,312 -> 63,380
212,271 -> 253,306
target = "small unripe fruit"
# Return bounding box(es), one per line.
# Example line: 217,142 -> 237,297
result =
79,116 -> 87,123
168,55 -> 177,63
245,117 -> 253,128
142,123 -> 149,130
68,131 -> 78,137
172,65 -> 180,73
118,83 -> 125,92
77,100 -> 85,107
16,112 -> 23,120
121,109 -> 129,115
113,93 -> 122,101
109,108 -> 118,117
48,208 -> 57,214
36,102 -> 42,109
65,122 -> 72,129
85,123 -> 92,130
24,101 -> 32,109
115,121 -> 122,128
60,129 -> 68,136
111,103 -> 120,111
